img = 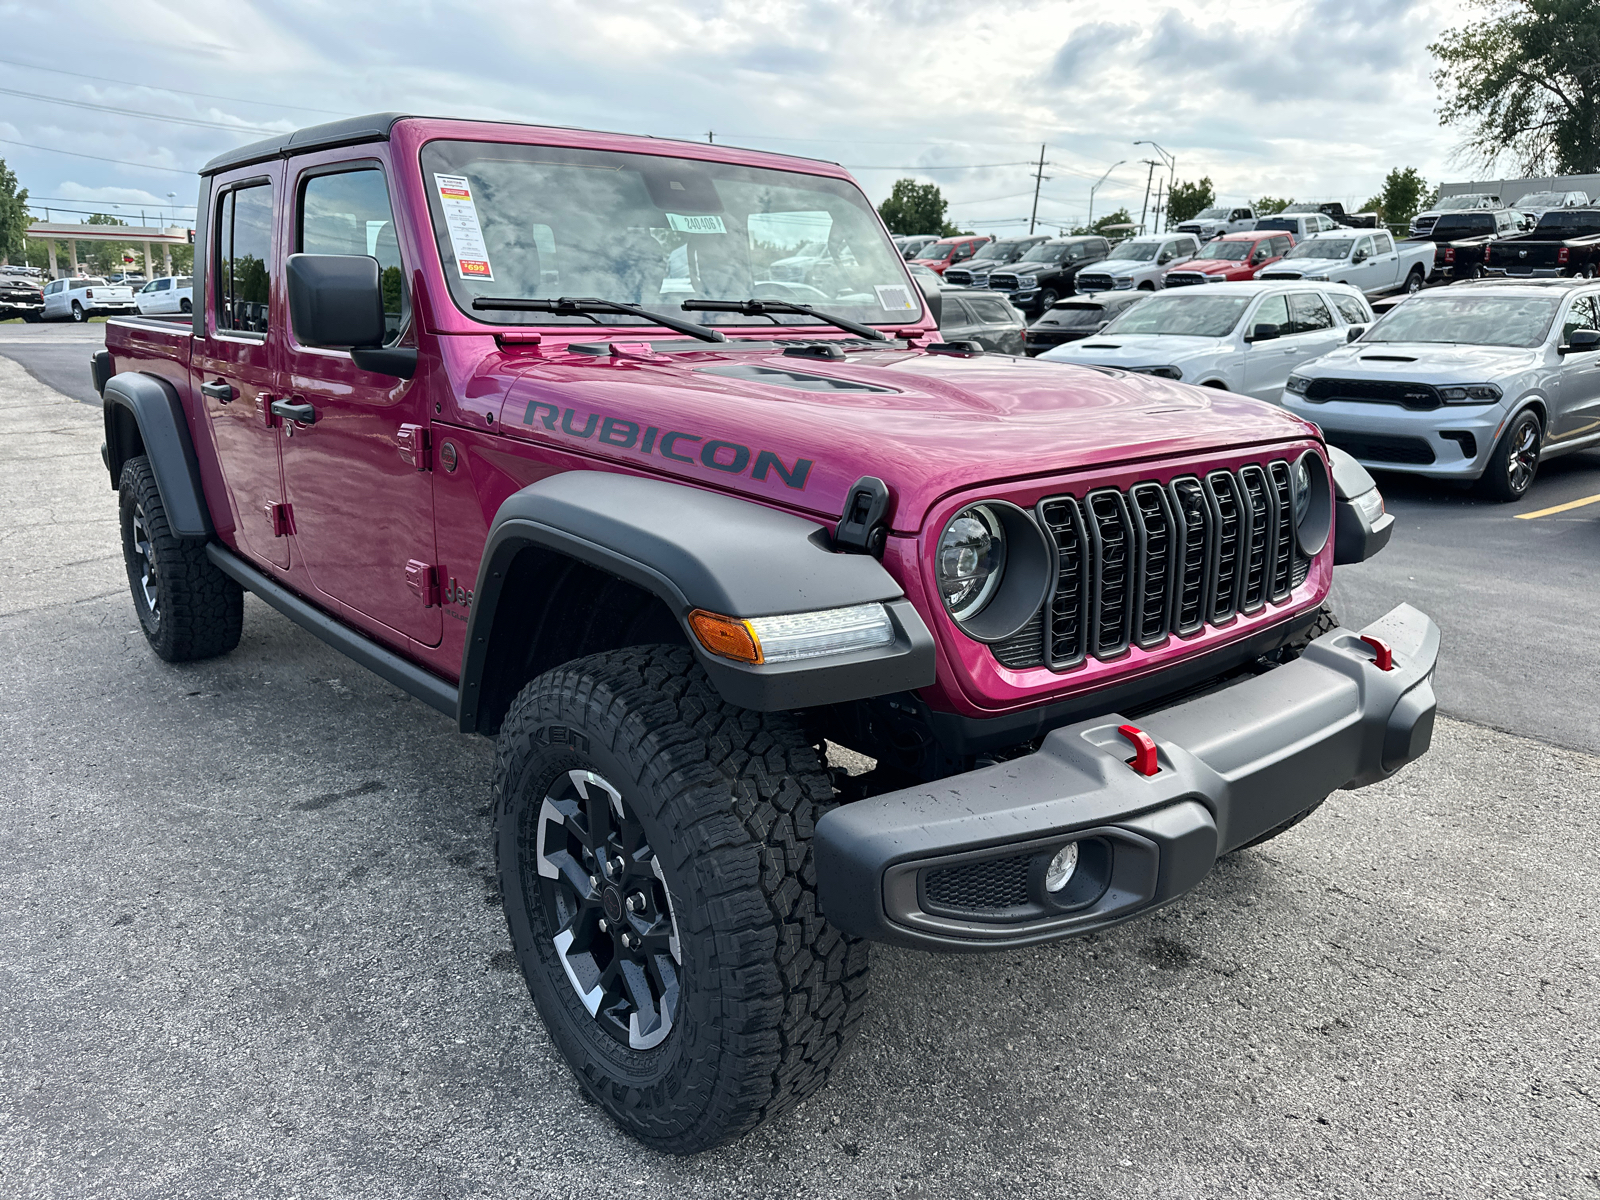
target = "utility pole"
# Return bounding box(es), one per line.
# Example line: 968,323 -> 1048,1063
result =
1152,180 -> 1166,233
707,131 -> 714,144
1138,160 -> 1158,234
1028,144 -> 1047,234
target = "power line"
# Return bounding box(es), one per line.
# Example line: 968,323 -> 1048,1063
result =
25,202 -> 193,222
841,160 -> 1039,171
23,194 -> 196,208
0,86 -> 281,134
0,56 -> 351,117
0,136 -> 195,175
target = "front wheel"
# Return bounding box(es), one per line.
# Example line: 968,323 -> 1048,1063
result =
493,645 -> 869,1153
1138,281 -> 1156,291
1479,408 -> 1542,502
1037,288 -> 1059,310
70,301 -> 86,322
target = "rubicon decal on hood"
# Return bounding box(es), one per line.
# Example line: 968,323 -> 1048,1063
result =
522,401 -> 813,490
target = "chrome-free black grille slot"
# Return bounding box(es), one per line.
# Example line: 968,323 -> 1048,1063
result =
1040,497 -> 1089,668
1205,471 -> 1246,623
923,855 -> 1033,915
991,608 -> 1045,669
1129,482 -> 1174,647
1268,461 -> 1296,601
1085,489 -> 1135,660
1168,476 -> 1212,635
1237,465 -> 1275,614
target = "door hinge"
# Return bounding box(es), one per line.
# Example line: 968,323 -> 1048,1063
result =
397,424 -> 431,471
406,560 -> 441,607
264,502 -> 294,537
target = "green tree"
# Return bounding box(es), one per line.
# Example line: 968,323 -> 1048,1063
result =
1253,196 -> 1294,215
1431,0 -> 1600,175
0,159 -> 29,267
83,212 -> 135,276
1359,167 -> 1430,226
1165,177 -> 1215,226
877,179 -> 959,237
1070,208 -> 1134,237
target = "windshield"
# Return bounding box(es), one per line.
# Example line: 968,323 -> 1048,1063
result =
1432,215 -> 1494,236
916,242 -> 954,261
1200,241 -> 1253,261
1100,293 -> 1252,338
1286,238 -> 1353,260
1044,302 -> 1110,328
1281,203 -> 1318,214
1366,294 -> 1559,348
1536,209 -> 1600,235
1517,192 -> 1564,208
1435,195 -> 1489,212
1192,207 -> 1231,221
420,139 -> 920,327
1021,242 -> 1071,263
1109,240 -> 1161,263
967,241 -> 1014,262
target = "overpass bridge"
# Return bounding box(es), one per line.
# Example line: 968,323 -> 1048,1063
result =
22,222 -> 193,279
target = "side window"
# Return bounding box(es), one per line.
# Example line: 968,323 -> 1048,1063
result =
1562,296 -> 1600,343
944,297 -> 976,326
299,168 -> 408,345
1331,293 -> 1371,325
1252,293 -> 1290,335
1250,240 -> 1272,265
1354,236 -> 1374,260
1288,292 -> 1334,333
1275,236 -> 1293,256
1233,209 -> 1251,221
1374,232 -> 1394,254
216,183 -> 273,335
969,296 -> 1013,324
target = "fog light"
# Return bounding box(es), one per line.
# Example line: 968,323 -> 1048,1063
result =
1045,842 -> 1079,892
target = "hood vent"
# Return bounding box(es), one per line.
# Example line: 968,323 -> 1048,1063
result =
697,363 -> 893,393
1359,355 -> 1418,362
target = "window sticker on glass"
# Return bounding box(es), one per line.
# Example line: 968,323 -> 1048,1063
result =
665,213 -> 727,235
873,283 -> 918,311
434,173 -> 494,280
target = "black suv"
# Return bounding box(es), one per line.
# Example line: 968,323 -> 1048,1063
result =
987,236 -> 1111,313
944,234 -> 1052,288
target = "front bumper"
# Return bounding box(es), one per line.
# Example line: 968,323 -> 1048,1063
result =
816,604 -> 1438,950
1281,393 -> 1503,479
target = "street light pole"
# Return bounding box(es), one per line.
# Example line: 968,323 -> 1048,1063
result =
1134,140 -> 1177,232
1087,159 -> 1125,229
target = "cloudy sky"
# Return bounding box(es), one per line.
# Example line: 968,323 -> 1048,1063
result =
0,0 -> 1479,234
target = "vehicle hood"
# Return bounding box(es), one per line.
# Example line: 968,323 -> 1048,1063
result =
1172,257 -> 1250,275
482,341 -> 1315,533
1297,342 -> 1543,382
1043,334 -> 1227,366
1081,258 -> 1156,276
1261,258 -> 1344,274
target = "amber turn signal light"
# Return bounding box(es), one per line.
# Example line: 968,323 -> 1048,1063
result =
688,610 -> 763,664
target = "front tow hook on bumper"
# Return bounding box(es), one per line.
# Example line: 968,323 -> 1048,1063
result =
815,603 -> 1440,951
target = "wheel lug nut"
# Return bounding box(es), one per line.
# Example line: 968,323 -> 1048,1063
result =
588,875 -> 598,890
626,893 -> 645,913
598,918 -> 608,933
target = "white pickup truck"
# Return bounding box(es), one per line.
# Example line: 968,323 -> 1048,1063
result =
41,276 -> 136,322
1256,230 -> 1435,297
1175,205 -> 1257,242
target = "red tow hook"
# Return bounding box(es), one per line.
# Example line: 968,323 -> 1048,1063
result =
1358,635 -> 1395,671
1117,724 -> 1160,777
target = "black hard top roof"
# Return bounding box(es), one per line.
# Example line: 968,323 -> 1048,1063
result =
201,113 -> 409,176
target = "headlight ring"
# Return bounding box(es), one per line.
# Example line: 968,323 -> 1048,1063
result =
935,501 -> 1054,643
1291,450 -> 1333,556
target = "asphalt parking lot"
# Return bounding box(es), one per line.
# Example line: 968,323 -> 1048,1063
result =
2,326 -> 1599,1198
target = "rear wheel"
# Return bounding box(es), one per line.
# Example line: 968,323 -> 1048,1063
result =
180,297 -> 192,313
1479,408 -> 1542,502
22,310 -> 41,323
1405,267 -> 1425,294
118,456 -> 242,661
70,301 -> 86,322
494,645 -> 869,1153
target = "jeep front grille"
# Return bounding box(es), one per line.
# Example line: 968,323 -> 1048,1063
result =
992,459 -> 1312,671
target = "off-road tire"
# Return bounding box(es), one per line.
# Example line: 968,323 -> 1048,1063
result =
493,645 -> 870,1154
1478,408 -> 1542,502
118,455 -> 242,661
70,301 -> 86,322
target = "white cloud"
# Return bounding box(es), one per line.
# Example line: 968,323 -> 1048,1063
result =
0,0 -> 1476,232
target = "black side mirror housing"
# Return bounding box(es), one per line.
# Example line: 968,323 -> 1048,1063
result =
911,269 -> 942,326
1352,250 -> 1368,263
285,253 -> 416,378
1347,325 -> 1367,343
1566,329 -> 1600,354
1249,323 -> 1281,342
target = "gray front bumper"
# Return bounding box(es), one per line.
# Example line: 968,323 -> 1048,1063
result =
816,604 -> 1439,950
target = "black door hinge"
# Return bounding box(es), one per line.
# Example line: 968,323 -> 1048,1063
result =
835,476 -> 891,557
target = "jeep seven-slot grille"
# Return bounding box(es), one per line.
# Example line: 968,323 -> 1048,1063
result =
998,461 -> 1312,672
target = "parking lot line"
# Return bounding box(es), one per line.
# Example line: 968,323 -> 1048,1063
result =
1515,492 -> 1600,519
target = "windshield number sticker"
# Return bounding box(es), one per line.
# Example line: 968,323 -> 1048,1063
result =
874,284 -> 918,311
434,173 -> 494,281
665,213 -> 726,235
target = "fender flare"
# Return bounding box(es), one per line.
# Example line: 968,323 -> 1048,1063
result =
1327,444 -> 1394,565
102,371 -> 212,539
458,472 -> 936,729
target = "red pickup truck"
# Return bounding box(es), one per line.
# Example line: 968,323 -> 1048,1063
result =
96,112 -> 1437,1153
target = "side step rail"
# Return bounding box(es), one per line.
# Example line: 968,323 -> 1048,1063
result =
206,544 -> 459,719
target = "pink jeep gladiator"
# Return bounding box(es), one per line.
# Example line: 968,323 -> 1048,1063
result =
96,113 -> 1435,1154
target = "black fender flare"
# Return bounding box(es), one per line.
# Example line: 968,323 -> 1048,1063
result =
1328,444 -> 1394,565
102,371 -> 212,539
458,471 -> 936,729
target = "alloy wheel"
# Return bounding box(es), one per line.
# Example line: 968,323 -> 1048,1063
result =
530,769 -> 682,1050
1506,415 -> 1540,495
131,507 -> 160,623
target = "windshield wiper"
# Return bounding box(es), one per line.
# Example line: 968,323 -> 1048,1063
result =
681,298 -> 892,342
470,296 -> 726,343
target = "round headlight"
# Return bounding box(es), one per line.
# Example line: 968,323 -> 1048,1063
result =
1291,450 -> 1332,556
1293,457 -> 1312,525
937,505 -> 1006,621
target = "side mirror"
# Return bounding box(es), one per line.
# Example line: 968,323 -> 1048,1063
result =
1351,250 -> 1368,263
1249,323 -> 1281,342
1347,325 -> 1367,343
1565,329 -> 1600,354
1094,320 -> 1109,331
285,254 -> 415,378
1157,253 -> 1173,265
912,268 -> 943,326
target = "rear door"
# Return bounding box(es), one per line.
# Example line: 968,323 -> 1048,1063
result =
277,155 -> 441,646
193,170 -> 289,569
1553,293 -> 1600,443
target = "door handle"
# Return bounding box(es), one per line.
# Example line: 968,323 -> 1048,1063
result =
270,397 -> 317,425
201,379 -> 236,404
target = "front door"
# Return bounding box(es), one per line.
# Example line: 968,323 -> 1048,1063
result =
1242,293 -> 1295,400
194,173 -> 289,569
277,158 -> 440,646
